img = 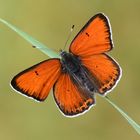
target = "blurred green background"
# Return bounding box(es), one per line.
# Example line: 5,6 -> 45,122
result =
0,0 -> 140,140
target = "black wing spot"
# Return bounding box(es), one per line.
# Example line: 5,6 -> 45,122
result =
86,101 -> 92,106
85,32 -> 90,37
102,87 -> 108,92
113,78 -> 116,82
115,73 -> 118,76
81,106 -> 85,110
76,109 -> 80,113
79,102 -> 83,107
66,89 -> 70,93
109,83 -> 113,87
35,71 -> 39,76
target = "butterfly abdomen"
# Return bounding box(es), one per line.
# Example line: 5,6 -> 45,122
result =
73,67 -> 96,93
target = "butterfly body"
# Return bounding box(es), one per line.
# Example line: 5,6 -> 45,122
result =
11,13 -> 121,117
60,51 -> 96,94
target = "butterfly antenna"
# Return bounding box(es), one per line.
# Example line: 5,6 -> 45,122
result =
63,25 -> 75,50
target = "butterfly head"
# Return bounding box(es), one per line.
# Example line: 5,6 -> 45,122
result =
60,50 -> 67,58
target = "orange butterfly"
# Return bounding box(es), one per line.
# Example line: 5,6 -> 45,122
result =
11,13 -> 121,117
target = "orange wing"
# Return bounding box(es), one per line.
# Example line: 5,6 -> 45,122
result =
53,73 -> 95,117
11,59 -> 61,101
81,54 -> 121,95
70,13 -> 113,57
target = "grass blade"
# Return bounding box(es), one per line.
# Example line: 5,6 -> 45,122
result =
0,18 -> 60,58
105,96 -> 140,135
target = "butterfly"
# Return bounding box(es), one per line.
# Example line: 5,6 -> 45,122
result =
11,13 -> 121,117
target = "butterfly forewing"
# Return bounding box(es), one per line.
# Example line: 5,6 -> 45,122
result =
11,59 -> 61,101
70,13 -> 113,57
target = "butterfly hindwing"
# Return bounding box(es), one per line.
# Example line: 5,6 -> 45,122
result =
53,73 -> 95,116
81,54 -> 121,95
70,13 -> 113,57
11,59 -> 61,101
